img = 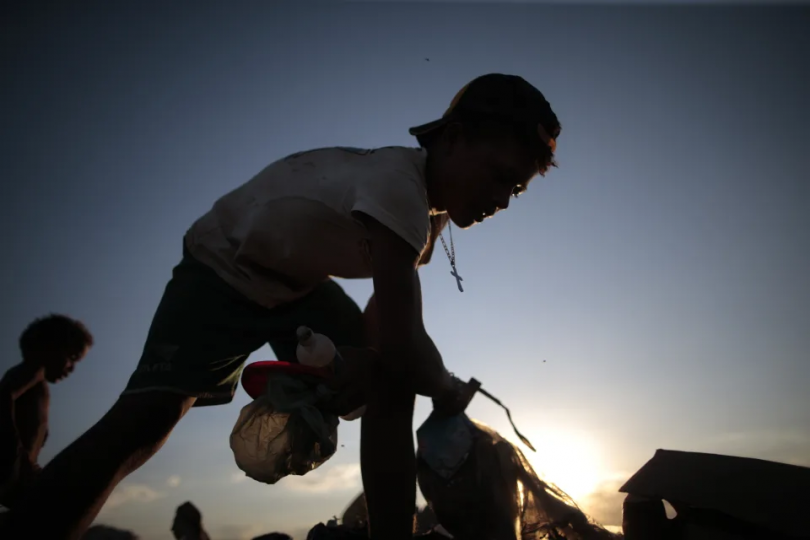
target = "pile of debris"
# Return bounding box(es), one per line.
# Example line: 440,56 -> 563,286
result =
620,449 -> 810,540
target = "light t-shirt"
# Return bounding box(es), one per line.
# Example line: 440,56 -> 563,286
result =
184,146 -> 434,309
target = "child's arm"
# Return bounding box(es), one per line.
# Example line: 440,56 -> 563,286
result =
363,213 -> 448,348
362,294 -> 381,351
0,365 -> 46,489
359,213 -> 454,399
0,365 -> 45,451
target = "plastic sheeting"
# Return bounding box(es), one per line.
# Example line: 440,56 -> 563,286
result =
417,414 -> 622,540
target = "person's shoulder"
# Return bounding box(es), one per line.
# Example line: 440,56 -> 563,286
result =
0,363 -> 28,393
349,147 -> 431,254
30,380 -> 49,398
364,146 -> 426,166
351,146 -> 427,180
277,145 -> 424,166
284,145 -> 424,162
15,379 -> 48,404
367,146 -> 424,158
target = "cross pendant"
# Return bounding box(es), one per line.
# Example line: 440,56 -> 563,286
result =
450,268 -> 464,292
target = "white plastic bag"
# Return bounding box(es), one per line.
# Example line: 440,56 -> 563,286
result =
230,373 -> 339,484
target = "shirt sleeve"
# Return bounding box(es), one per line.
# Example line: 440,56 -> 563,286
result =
350,153 -> 431,256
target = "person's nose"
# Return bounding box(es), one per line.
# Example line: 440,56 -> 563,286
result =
494,190 -> 511,213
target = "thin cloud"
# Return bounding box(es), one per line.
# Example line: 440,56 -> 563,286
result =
699,429 -> 810,467
281,463 -> 361,494
231,471 -> 248,484
104,484 -> 166,509
578,480 -> 625,528
166,475 -> 181,488
580,472 -> 679,528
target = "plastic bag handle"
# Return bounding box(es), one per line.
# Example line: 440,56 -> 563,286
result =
475,384 -> 537,453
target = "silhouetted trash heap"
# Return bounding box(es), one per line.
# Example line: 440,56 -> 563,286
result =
620,449 -> 810,540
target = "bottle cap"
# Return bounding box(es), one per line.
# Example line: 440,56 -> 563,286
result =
296,326 -> 314,343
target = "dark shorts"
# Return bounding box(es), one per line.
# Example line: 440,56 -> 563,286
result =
122,245 -> 365,407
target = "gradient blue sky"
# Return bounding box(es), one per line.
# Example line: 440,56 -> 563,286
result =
1,2 -> 808,539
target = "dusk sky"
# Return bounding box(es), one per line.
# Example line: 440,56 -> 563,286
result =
1,1 -> 808,539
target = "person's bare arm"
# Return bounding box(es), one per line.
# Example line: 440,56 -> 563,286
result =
0,364 -> 45,445
362,294 -> 381,351
14,381 -> 49,464
358,213 -> 453,398
0,364 -> 46,488
361,214 -> 442,350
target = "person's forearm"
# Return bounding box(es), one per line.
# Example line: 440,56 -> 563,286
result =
384,329 -> 451,399
362,294 -> 381,350
366,292 -> 451,398
361,370 -> 416,540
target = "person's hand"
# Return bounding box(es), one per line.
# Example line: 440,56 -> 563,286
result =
431,375 -> 478,417
320,347 -> 379,416
408,358 -> 455,399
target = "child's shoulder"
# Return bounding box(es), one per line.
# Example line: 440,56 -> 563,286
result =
281,146 -> 425,166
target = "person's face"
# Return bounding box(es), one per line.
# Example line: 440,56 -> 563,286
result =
432,124 -> 538,229
172,506 -> 201,539
34,346 -> 88,383
171,515 -> 192,539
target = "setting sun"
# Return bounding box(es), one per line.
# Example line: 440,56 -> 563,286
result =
510,427 -> 605,503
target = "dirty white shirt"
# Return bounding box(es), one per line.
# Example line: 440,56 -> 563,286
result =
184,146 -> 433,309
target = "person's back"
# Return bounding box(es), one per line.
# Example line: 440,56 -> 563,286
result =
0,314 -> 93,508
186,146 -> 431,309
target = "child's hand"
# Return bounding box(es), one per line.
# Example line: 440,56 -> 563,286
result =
431,376 -> 479,417
321,347 -> 379,416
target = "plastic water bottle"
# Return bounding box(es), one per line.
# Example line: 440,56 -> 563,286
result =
295,326 -> 337,368
295,326 -> 365,421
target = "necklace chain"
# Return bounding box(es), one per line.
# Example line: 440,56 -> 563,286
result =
438,220 -> 463,292
439,222 -> 455,266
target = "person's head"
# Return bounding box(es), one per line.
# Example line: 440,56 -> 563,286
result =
251,534 -> 293,540
410,74 -> 561,229
172,501 -> 204,539
19,314 -> 93,383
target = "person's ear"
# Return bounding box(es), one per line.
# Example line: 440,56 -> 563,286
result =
441,122 -> 464,156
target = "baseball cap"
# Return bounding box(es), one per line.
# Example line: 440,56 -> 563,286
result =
409,74 -> 560,171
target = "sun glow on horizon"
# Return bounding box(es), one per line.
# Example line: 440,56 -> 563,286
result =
512,427 -> 605,503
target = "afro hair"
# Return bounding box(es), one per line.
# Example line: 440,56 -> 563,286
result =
18,313 -> 93,361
